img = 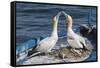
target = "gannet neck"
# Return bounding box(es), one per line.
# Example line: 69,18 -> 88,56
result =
52,22 -> 58,37
51,16 -> 58,37
67,27 -> 75,35
53,17 -> 58,31
67,15 -> 73,29
51,30 -> 58,37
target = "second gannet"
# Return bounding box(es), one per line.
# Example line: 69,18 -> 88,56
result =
62,11 -> 88,50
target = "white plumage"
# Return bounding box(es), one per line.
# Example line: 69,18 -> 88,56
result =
62,11 -> 87,49
35,36 -> 58,53
34,12 -> 61,53
67,29 -> 87,49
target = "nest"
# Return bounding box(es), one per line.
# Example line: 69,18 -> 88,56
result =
17,38 -> 93,65
48,47 -> 92,62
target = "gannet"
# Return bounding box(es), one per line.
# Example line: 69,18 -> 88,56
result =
62,11 -> 88,50
29,12 -> 61,55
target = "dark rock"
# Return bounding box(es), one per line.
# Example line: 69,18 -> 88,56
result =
79,25 -> 97,50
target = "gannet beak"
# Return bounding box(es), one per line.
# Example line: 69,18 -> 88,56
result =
53,12 -> 61,22
62,11 -> 69,23
62,11 -> 68,18
62,11 -> 72,20
62,11 -> 73,28
56,12 -> 61,20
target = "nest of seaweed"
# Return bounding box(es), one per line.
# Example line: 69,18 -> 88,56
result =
17,38 -> 93,65
48,47 -> 92,62
21,46 -> 93,65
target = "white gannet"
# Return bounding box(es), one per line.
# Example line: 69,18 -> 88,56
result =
62,11 -> 88,50
29,12 -> 61,55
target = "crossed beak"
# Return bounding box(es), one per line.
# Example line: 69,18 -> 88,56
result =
54,11 -> 71,24
56,11 -> 69,19
56,12 -> 62,20
62,11 -> 68,17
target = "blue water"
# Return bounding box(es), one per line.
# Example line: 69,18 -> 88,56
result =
16,3 -> 97,62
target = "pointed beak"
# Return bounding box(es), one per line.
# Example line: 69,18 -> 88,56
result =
62,11 -> 68,18
56,12 -> 61,20
62,11 -> 69,25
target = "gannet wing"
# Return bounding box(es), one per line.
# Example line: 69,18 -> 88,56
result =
79,40 -> 86,49
78,35 -> 87,49
67,35 -> 83,48
78,35 -> 93,50
27,37 -> 49,57
35,37 -> 50,51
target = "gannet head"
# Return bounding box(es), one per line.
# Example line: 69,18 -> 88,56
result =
62,11 -> 73,28
53,12 -> 61,22
67,15 -> 73,23
51,12 -> 61,37
53,12 -> 61,30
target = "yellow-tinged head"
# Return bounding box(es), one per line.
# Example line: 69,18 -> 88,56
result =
62,11 -> 73,29
67,15 -> 73,28
53,12 -> 61,30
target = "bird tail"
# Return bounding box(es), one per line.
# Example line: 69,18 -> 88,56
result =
85,38 -> 93,51
27,50 -> 38,56
27,44 -> 38,56
80,38 -> 93,51
27,51 -> 41,59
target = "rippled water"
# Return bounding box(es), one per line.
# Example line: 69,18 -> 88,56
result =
16,2 -> 97,63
